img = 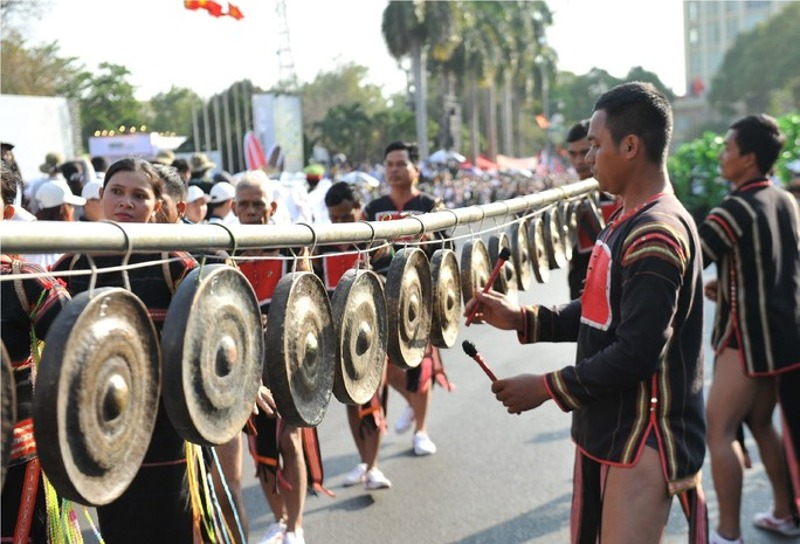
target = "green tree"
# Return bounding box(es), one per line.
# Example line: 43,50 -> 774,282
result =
709,1 -> 800,115
78,62 -> 145,146
0,27 -> 85,97
145,86 -> 202,135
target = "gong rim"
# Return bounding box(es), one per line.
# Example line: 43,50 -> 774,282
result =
330,269 -> 387,405
265,272 -> 335,427
33,287 -> 161,506
161,264 -> 264,446
460,238 -> 491,304
527,216 -> 551,284
488,232 -> 517,296
510,221 -> 532,291
543,208 -> 568,270
559,201 -> 574,262
1,342 -> 15,491
385,247 -> 433,369
430,248 -> 462,348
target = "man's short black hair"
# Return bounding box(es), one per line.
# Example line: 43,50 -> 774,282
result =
729,114 -> 785,176
325,181 -> 361,208
593,81 -> 672,165
566,119 -> 590,144
384,141 -> 419,164
91,156 -> 109,172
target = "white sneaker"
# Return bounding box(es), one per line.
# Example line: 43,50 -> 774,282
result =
709,530 -> 742,544
256,520 -> 286,544
394,405 -> 414,434
364,467 -> 392,490
413,431 -> 437,456
284,529 -> 305,544
343,462 -> 367,487
753,510 -> 800,536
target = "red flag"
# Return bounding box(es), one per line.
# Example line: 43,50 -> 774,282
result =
227,2 -> 244,19
185,0 -> 224,17
203,0 -> 224,17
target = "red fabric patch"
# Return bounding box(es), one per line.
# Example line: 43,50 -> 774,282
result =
322,253 -> 359,290
238,260 -> 286,305
581,242 -> 612,330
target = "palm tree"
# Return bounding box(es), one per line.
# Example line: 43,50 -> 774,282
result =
381,0 -> 460,161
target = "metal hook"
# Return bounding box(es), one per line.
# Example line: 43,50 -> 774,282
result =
86,254 -> 99,298
295,221 -> 318,256
408,214 -> 427,250
102,220 -> 133,291
358,220 -> 378,270
212,221 -> 238,258
288,246 -> 299,275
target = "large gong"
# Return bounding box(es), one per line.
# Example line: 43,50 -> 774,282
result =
488,232 -> 517,296
527,215 -> 551,284
509,221 -> 532,291
430,248 -> 462,349
330,269 -> 387,405
460,238 -> 491,303
1,342 -> 15,491
161,264 -> 264,446
265,272 -> 335,427
543,207 -> 568,270
385,247 -> 432,369
33,288 -> 160,506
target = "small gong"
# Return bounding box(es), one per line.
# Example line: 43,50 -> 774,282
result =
330,269 -> 387,405
33,288 -> 161,506
509,221 -> 532,291
161,264 -> 264,446
527,216 -> 551,284
460,238 -> 491,304
430,248 -> 462,349
488,232 -> 517,296
542,207 -> 568,270
1,342 -> 16,491
385,247 -> 433,369
559,200 -> 574,262
265,272 -> 335,427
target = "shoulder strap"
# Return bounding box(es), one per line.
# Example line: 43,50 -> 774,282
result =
161,252 -> 176,295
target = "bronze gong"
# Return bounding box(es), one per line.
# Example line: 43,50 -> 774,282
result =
566,199 -> 581,248
460,238 -> 491,304
161,264 -> 264,446
385,247 -> 433,369
542,207 -> 568,270
265,272 -> 335,427
509,221 -> 532,291
430,248 -> 462,349
488,232 -> 517,296
1,341 -> 15,490
330,269 -> 387,405
33,287 -> 161,506
527,215 -> 551,284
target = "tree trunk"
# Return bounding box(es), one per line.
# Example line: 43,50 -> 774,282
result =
470,80 -> 479,165
486,81 -> 497,162
502,75 -> 513,157
411,41 -> 429,160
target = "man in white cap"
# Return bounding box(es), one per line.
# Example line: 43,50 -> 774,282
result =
26,180 -> 86,268
80,179 -> 105,221
24,151 -> 66,214
184,185 -> 210,224
208,181 -> 238,225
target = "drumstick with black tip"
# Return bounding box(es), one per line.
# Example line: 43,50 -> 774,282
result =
465,246 -> 511,326
461,340 -> 498,382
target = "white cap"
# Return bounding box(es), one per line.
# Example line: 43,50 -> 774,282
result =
209,182 -> 235,203
36,180 -> 86,209
186,185 -> 211,203
81,179 -> 103,200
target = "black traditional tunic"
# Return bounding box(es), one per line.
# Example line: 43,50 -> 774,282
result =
699,177 -> 800,375
518,193 -> 706,490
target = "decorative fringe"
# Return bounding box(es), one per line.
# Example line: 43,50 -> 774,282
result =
82,506 -> 105,543
210,446 -> 246,544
